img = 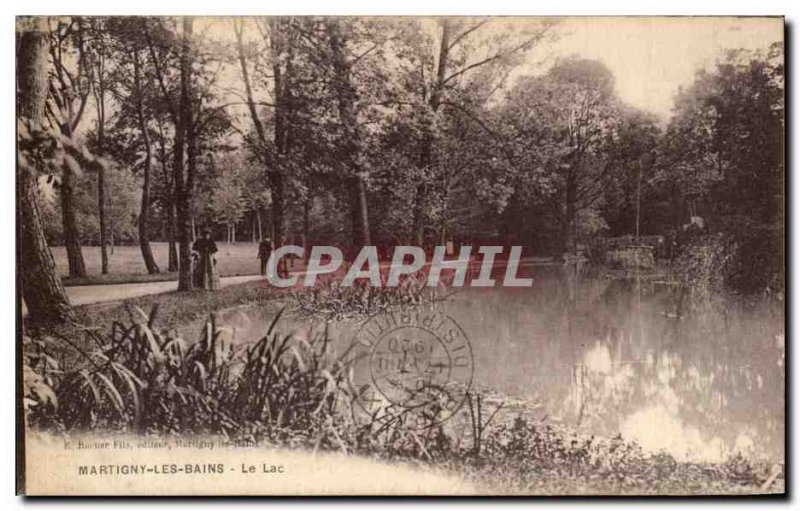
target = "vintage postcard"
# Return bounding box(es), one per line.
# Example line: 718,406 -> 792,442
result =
16,15 -> 784,496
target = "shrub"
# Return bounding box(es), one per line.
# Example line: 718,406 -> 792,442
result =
673,233 -> 732,305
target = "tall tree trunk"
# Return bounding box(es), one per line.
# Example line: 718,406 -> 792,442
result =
89,22 -> 112,275
17,17 -> 73,322
133,50 -> 159,274
257,207 -> 263,240
97,161 -> 108,273
19,173 -> 74,321
235,19 -> 286,248
95,83 -> 109,274
49,17 -> 89,278
167,202 -> 178,271
59,158 -> 86,278
174,17 -> 194,291
156,124 -> 178,271
269,171 -> 286,247
326,20 -> 370,248
57,106 -> 87,278
413,20 -> 450,247
350,175 -> 370,247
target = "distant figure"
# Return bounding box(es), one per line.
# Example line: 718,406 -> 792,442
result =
192,229 -> 220,290
258,236 -> 273,276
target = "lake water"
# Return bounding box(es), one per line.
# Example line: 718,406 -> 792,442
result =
216,263 -> 784,464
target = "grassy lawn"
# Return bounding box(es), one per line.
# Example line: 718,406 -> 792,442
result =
52,242 -> 267,285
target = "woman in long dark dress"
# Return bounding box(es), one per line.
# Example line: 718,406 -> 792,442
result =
192,230 -> 221,290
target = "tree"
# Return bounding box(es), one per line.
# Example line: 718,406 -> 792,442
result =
131,48 -> 160,273
39,160 -> 140,246
146,17 -> 216,290
233,18 -> 289,250
46,17 -> 92,278
86,18 -> 112,274
601,107 -> 661,237
102,17 -> 162,274
207,154 -> 246,244
661,44 -> 784,292
173,17 -> 195,290
233,18 -> 274,243
391,18 -> 557,245
235,17 -> 356,250
323,18 -> 376,248
17,17 -> 73,322
154,115 -> 179,271
500,58 -> 621,254
237,157 -> 272,242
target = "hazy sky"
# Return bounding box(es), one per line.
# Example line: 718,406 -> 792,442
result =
544,17 -> 783,118
73,16 -> 785,137
211,16 -> 782,120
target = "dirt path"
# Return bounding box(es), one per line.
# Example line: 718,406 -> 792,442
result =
65,275 -> 264,306
64,257 -> 550,306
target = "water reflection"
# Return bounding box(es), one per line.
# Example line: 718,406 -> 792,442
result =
216,263 -> 784,463
444,263 -> 783,463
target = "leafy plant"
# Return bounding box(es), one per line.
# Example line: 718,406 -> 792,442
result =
24,305 -> 350,439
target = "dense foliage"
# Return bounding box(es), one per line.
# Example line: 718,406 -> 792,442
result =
27,18 -> 782,296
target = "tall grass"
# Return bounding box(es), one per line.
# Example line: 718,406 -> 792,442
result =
24,305 -> 351,441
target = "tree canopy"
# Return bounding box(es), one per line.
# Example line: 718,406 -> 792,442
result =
22,17 -> 784,299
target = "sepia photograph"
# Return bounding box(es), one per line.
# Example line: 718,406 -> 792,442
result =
15,14 -> 785,496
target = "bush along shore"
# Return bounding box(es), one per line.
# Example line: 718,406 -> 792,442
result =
23,304 -> 783,495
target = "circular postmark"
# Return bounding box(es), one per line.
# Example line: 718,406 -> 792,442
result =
348,308 -> 473,429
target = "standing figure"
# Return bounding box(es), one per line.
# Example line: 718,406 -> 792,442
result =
192,229 -> 221,290
258,236 -> 273,276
